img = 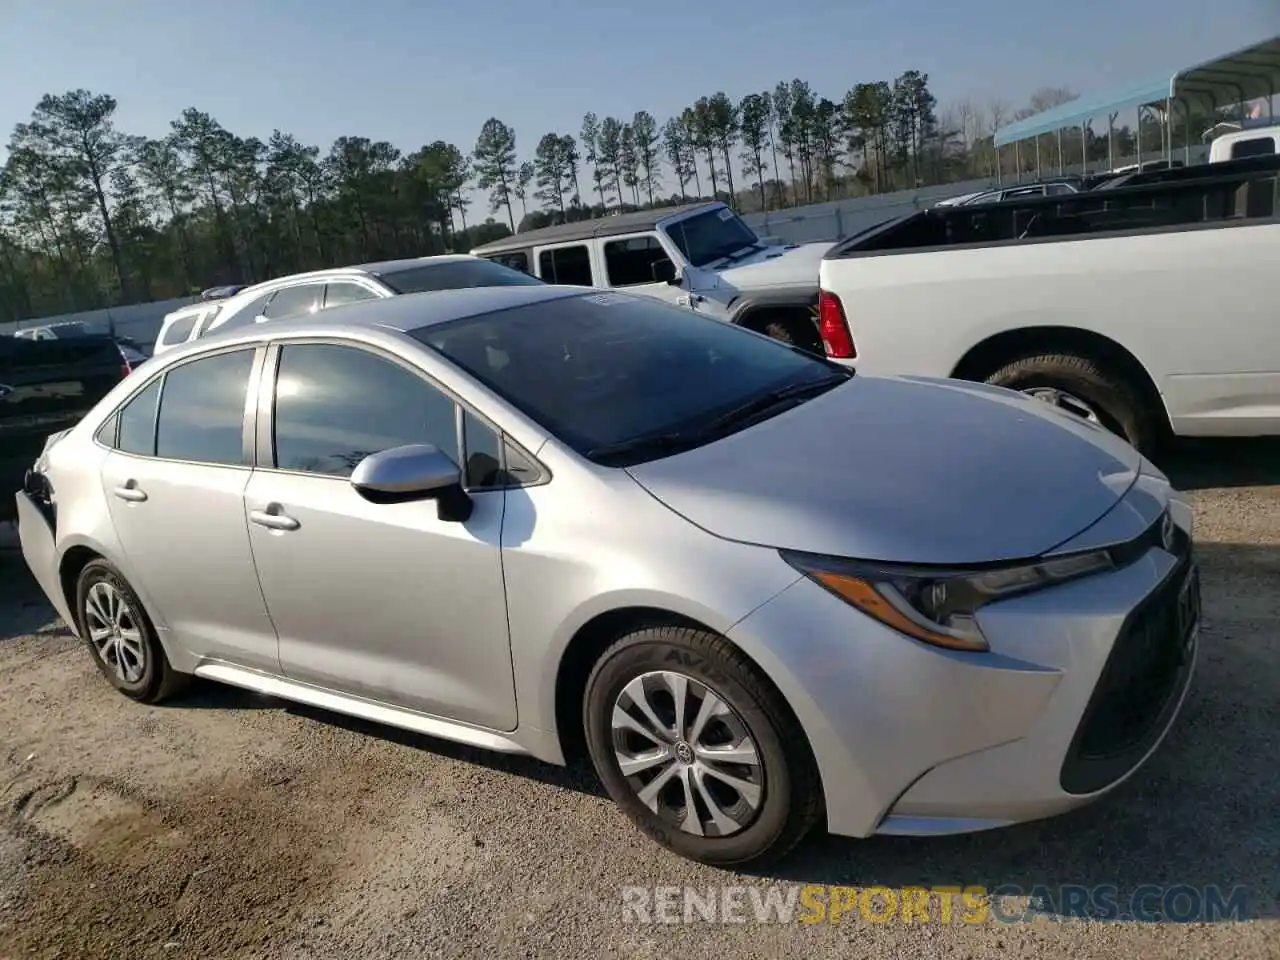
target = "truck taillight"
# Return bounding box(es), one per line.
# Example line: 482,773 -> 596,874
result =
817,289 -> 856,359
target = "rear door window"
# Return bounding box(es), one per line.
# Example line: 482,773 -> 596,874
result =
537,245 -> 594,285
154,349 -> 255,466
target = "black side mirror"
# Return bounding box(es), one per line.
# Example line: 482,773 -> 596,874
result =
350,444 -> 472,522
651,257 -> 678,285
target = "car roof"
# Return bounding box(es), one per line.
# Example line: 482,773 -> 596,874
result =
192,284 -> 592,349
469,202 -> 721,255
231,254 -> 484,296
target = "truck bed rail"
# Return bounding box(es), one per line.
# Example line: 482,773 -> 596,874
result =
824,154 -> 1280,260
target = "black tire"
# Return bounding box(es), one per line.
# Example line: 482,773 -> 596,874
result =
75,559 -> 188,704
983,352 -> 1163,454
583,625 -> 822,867
759,314 -> 823,356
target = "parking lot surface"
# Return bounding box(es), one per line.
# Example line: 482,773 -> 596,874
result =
1,440 -> 1278,959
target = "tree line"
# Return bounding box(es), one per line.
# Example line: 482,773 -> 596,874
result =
1,78 -> 1196,324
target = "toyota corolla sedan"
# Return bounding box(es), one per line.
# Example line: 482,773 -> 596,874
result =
14,285 -> 1200,866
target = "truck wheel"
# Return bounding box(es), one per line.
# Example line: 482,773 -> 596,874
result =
983,353 -> 1161,454
758,315 -> 823,356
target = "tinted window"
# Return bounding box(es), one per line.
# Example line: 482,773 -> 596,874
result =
116,379 -> 161,455
159,314 -> 198,345
95,413 -> 119,448
380,259 -> 543,294
604,236 -> 670,286
272,344 -> 458,478
263,284 -> 322,320
155,350 -> 254,465
489,252 -> 530,274
537,246 -> 593,285
1045,183 -> 1076,196
324,282 -> 379,308
413,293 -> 845,462
1231,137 -> 1275,159
462,409 -> 503,488
215,291 -> 274,333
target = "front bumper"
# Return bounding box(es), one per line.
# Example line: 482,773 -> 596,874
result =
727,499 -> 1198,840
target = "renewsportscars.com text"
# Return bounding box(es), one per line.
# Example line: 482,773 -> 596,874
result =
620,884 -> 1253,925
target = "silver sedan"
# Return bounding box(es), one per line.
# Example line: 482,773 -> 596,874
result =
14,285 -> 1201,866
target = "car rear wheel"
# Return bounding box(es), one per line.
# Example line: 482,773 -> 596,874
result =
75,559 -> 188,704
583,625 -> 821,866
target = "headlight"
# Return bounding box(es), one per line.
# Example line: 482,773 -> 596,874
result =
780,548 -> 1115,652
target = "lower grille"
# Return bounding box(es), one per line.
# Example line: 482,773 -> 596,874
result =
1060,558 -> 1199,795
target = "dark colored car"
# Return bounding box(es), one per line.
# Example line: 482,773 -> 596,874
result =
1,335 -> 130,522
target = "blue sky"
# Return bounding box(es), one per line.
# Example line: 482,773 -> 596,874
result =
0,0 -> 1273,208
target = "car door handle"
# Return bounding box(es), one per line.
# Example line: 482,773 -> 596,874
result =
112,484 -> 148,502
249,508 -> 300,531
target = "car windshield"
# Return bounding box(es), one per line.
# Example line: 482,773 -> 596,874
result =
663,208 -> 761,267
411,292 -> 849,466
378,259 -> 544,294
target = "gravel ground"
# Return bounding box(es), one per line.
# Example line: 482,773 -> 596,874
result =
1,439 -> 1278,959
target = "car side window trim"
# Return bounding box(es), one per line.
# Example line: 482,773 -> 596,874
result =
91,345 -> 268,471
253,336 -> 549,491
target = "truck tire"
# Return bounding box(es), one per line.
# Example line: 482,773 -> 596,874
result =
983,353 -> 1161,454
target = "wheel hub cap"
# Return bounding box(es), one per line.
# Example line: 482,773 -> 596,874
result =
610,670 -> 764,838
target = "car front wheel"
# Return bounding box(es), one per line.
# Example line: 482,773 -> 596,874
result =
583,625 -> 821,866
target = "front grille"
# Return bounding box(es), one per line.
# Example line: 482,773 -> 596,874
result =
1060,557 -> 1199,795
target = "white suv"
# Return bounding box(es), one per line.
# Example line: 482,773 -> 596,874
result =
153,256 -> 539,355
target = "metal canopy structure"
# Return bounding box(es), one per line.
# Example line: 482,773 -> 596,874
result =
995,35 -> 1280,148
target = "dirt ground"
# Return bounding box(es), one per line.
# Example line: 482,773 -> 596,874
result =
1,439 -> 1278,959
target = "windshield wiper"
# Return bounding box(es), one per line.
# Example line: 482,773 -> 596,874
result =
700,373 -> 850,434
586,431 -> 698,465
586,373 -> 851,466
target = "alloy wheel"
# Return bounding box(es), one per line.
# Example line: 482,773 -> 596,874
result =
84,581 -> 146,684
610,670 -> 764,838
1022,386 -> 1102,424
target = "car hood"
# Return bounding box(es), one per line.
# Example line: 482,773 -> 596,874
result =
712,241 -> 832,288
626,375 -> 1144,565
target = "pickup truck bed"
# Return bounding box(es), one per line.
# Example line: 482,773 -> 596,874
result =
1,335 -> 128,522
816,154 -> 1280,452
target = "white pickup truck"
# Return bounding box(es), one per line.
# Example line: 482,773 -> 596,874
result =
816,154 -> 1280,453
